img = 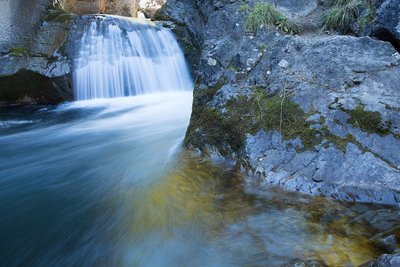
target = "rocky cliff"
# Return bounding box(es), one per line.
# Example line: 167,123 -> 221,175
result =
0,0 -> 165,105
157,0 -> 400,206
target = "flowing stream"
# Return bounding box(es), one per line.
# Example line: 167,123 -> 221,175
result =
0,15 -> 398,267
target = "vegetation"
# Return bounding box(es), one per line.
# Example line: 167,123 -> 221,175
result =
244,3 -> 299,35
186,85 -> 389,154
45,8 -> 74,23
322,0 -> 374,34
186,87 -> 361,153
8,47 -> 29,56
346,105 -> 391,136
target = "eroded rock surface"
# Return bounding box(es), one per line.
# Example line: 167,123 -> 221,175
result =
157,0 -> 400,205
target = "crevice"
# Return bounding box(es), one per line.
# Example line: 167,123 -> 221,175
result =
373,28 -> 400,52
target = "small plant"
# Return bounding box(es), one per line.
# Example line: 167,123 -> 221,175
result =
245,3 -> 299,35
322,0 -> 367,34
276,17 -> 299,35
258,42 -> 267,51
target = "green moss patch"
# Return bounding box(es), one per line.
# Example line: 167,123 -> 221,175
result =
45,8 -> 74,24
186,88 -> 329,153
185,86 -> 375,154
8,47 -> 29,56
347,105 -> 391,136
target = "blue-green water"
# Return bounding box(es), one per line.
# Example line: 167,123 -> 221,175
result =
0,92 -> 395,266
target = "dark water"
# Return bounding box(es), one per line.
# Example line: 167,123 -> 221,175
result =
0,92 -> 396,266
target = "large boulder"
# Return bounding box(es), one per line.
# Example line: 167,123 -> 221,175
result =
0,4 -> 75,105
158,0 -> 400,205
370,0 -> 400,51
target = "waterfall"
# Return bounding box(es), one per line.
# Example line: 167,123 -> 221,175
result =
73,16 -> 193,100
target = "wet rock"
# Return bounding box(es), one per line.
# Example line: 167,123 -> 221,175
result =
360,253 -> 400,267
376,235 -> 400,254
133,0 -> 400,205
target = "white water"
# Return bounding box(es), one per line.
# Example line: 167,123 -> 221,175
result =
73,16 -> 193,100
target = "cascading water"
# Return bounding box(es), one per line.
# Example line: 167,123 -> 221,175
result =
73,16 -> 193,100
1,13 -> 395,267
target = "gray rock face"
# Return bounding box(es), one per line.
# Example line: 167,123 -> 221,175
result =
60,0 -> 165,17
0,2 -> 75,104
370,0 -> 400,51
159,0 -> 400,205
0,0 -> 51,52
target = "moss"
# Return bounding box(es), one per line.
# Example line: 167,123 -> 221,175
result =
322,127 -> 360,151
187,88 -> 390,154
347,105 -> 391,136
45,8 -> 74,23
187,88 -> 327,153
8,47 -> 29,56
258,42 -> 267,51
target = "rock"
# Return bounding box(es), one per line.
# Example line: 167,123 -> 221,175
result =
376,235 -> 400,254
370,0 -> 400,51
360,253 -> 400,267
0,0 -> 51,52
278,59 -> 289,68
158,0 -> 400,205
207,57 -> 217,66
61,0 -> 106,14
60,0 -> 165,17
0,4 -> 75,104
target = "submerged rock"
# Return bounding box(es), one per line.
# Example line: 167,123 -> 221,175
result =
360,253 -> 400,267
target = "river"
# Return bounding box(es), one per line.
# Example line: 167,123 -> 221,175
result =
0,91 -> 395,266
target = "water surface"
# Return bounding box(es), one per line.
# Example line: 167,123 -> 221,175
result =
0,92 -> 396,266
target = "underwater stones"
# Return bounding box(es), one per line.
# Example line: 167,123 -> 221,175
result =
376,235 -> 400,254
361,253 -> 400,267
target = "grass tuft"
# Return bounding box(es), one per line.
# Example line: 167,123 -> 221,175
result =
245,3 -> 299,35
322,0 -> 370,34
